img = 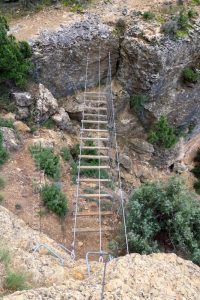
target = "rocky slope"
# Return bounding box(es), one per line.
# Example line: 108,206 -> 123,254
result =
1,205 -> 200,300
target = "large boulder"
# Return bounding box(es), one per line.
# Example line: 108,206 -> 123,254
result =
35,84 -> 59,122
1,127 -> 21,152
52,108 -> 74,132
32,18 -> 119,98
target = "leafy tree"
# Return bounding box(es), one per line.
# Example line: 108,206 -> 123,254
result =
148,115 -> 178,148
0,15 -> 32,87
126,177 -> 200,265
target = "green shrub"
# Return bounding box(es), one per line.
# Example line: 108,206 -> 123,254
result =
29,144 -> 60,179
5,272 -> 28,291
0,16 -> 32,87
43,119 -> 56,129
40,184 -> 68,217
130,94 -> 147,112
0,176 -> 5,190
188,8 -> 198,18
0,118 -> 14,128
0,130 -> 9,166
126,177 -> 200,265
148,116 -> 178,148
192,0 -> 200,5
183,67 -> 199,83
143,11 -> 155,20
61,147 -> 71,161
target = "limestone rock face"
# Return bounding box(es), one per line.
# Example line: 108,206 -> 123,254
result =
52,107 -> 74,132
32,19 -> 119,98
118,20 -> 200,132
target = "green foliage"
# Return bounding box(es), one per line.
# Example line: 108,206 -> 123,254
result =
5,272 -> 28,291
0,130 -> 9,167
40,183 -> 68,217
60,147 -> 71,161
0,117 -> 14,128
191,149 -> 200,194
142,11 -> 155,20
183,67 -> 199,83
130,94 -> 147,112
0,176 -> 5,190
188,8 -> 198,18
0,15 -> 32,87
192,0 -> 200,5
148,116 -> 178,148
127,177 -> 200,265
43,119 -> 56,129
29,144 -> 60,179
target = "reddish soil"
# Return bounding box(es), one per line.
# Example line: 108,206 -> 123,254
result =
0,129 -> 115,259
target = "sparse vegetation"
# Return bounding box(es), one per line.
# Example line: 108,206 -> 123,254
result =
29,144 -> 60,179
183,67 -> 199,83
191,149 -> 200,194
0,130 -> 9,167
130,94 -> 147,112
15,203 -> 22,210
114,19 -> 126,36
0,118 -> 14,128
126,177 -> 200,265
0,176 -> 5,190
40,183 -> 68,217
0,15 -> 32,87
0,194 -> 3,203
142,11 -> 155,20
148,116 -> 178,149
0,247 -> 10,267
5,272 -> 28,291
60,147 -> 71,161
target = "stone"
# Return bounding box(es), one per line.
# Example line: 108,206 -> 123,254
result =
119,153 -> 132,170
14,121 -> 30,133
129,138 -> 154,155
1,127 -> 21,152
173,162 -> 188,173
35,84 -> 59,122
12,92 -> 33,107
16,107 -> 29,120
52,108 -> 74,132
2,113 -> 16,121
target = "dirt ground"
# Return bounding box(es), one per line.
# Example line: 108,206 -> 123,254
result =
9,0 -> 180,41
0,129 -> 115,259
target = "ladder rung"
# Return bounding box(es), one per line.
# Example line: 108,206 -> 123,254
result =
72,227 -> 114,233
79,194 -> 112,198
79,165 -> 110,169
81,120 -> 108,124
85,100 -> 107,104
81,146 -> 109,150
84,114 -> 107,118
75,211 -> 113,217
84,107 -> 107,111
81,129 -> 108,133
78,178 -> 111,183
82,137 -> 109,141
79,155 -> 109,159
84,92 -> 107,95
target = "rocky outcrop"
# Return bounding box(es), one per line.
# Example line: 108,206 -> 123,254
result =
118,19 -> 200,133
4,252 -> 200,299
1,127 -> 21,152
32,18 -> 119,98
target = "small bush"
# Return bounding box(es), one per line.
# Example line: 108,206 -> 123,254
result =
188,8 -> 198,18
5,272 -> 28,291
0,118 -> 14,128
114,19 -> 126,36
0,176 -> 5,190
148,116 -> 178,148
15,203 -> 22,210
192,0 -> 200,5
43,119 -> 56,129
40,184 -> 68,217
61,147 -> 71,161
126,177 -> 200,265
143,11 -> 155,20
130,94 -> 147,112
29,144 -> 60,179
183,67 -> 199,83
